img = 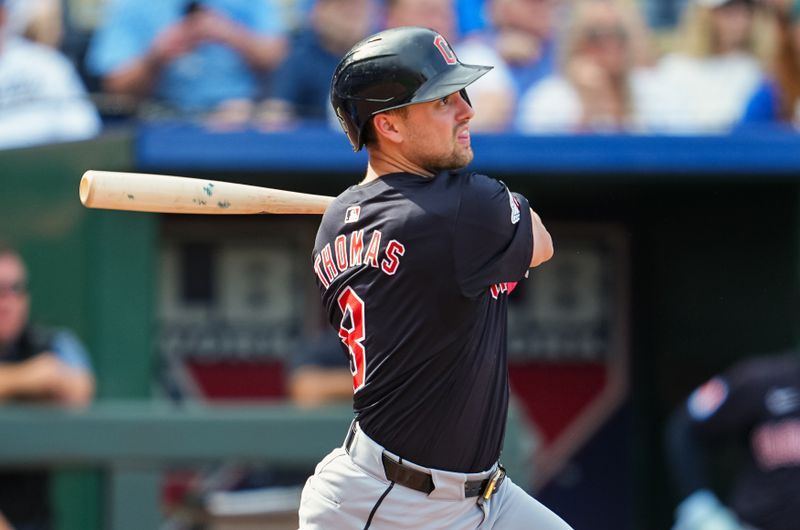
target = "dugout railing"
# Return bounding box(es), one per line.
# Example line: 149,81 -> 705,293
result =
0,401 -> 534,530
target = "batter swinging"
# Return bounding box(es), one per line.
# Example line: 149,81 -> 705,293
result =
301,26 -> 573,530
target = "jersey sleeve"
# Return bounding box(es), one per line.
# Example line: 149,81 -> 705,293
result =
453,174 -> 533,298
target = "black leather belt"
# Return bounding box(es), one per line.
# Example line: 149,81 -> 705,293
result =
382,453 -> 504,498
344,422 -> 505,499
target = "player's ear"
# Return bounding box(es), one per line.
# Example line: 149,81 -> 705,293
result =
372,112 -> 404,146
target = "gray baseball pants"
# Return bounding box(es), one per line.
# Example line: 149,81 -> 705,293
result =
298,422 -> 573,529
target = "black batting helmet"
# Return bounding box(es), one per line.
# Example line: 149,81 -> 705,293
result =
330,26 -> 492,151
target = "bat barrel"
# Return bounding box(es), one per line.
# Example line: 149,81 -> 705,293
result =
78,170 -> 334,215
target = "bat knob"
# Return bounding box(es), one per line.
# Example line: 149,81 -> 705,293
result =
79,171 -> 95,207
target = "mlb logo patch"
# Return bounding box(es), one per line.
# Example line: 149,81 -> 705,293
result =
345,206 -> 361,223
507,189 -> 521,224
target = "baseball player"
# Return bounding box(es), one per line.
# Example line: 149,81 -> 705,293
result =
665,352 -> 800,530
300,27 -> 572,529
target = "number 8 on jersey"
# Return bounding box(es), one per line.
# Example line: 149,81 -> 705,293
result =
337,286 -> 366,392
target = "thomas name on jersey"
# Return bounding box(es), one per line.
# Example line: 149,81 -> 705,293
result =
314,229 -> 406,289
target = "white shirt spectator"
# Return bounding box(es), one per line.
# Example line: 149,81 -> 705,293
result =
517,76 -> 580,133
0,37 -> 100,150
455,37 -> 517,131
458,38 -> 516,99
518,68 -> 668,134
652,52 -> 763,133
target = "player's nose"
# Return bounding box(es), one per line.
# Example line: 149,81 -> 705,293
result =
454,91 -> 475,121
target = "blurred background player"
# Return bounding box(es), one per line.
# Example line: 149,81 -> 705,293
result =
665,352 -> 800,530
0,245 -> 94,530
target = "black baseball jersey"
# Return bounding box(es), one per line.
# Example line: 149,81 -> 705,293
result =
312,170 -> 533,473
678,354 -> 800,530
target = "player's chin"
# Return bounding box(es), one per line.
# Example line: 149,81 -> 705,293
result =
454,146 -> 474,167
425,146 -> 473,172
438,154 -> 471,171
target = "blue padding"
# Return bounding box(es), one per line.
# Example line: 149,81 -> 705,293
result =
136,122 -> 800,176
136,122 -> 366,173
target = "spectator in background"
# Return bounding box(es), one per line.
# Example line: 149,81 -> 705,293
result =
740,0 -> 800,125
487,0 -> 561,92
0,0 -> 100,150
385,0 -> 457,42
517,0 -> 664,133
457,0 -> 562,131
654,0 -> 772,132
665,352 -> 800,530
0,245 -> 95,530
4,0 -> 62,48
256,0 -> 374,129
457,0 -> 488,35
85,0 -> 287,121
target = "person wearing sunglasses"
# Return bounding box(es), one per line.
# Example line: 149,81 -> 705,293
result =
517,0 -> 663,133
653,0 -> 772,132
0,245 -> 94,530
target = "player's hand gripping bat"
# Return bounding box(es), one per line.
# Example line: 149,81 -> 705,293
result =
79,170 -> 335,215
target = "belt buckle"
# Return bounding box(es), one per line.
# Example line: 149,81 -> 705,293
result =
477,465 -> 505,506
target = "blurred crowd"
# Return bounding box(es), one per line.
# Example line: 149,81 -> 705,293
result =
4,0 -> 800,148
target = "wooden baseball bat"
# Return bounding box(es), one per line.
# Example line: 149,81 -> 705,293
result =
79,170 -> 335,215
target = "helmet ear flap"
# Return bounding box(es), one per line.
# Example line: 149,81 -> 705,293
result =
459,88 -> 473,108
334,104 -> 363,151
334,106 -> 353,150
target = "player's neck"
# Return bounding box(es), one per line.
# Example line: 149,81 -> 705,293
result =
363,149 -> 433,184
